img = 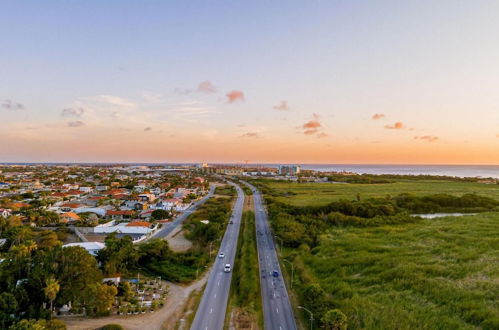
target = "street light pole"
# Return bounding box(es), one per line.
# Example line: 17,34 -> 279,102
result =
274,235 -> 283,253
283,259 -> 294,288
298,305 -> 314,330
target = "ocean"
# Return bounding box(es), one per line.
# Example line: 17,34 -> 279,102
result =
297,164 -> 499,179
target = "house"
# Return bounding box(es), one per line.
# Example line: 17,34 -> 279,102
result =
59,212 -> 81,223
63,242 -> 105,256
94,220 -> 158,240
0,208 -> 12,218
103,275 -> 121,285
106,210 -> 135,220
138,193 -> 155,202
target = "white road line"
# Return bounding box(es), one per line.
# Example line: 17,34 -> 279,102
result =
210,308 -> 213,314
214,293 -> 216,298
277,307 -> 279,314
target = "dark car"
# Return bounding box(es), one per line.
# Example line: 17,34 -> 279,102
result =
230,220 -> 234,224
272,270 -> 279,277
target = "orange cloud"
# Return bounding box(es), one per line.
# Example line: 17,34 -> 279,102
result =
273,101 -> 289,111
239,132 -> 260,138
372,113 -> 385,120
226,90 -> 245,103
302,113 -> 325,136
197,81 -> 217,93
385,122 -> 404,129
414,135 -> 439,142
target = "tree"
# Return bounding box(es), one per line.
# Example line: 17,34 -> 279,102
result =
98,235 -> 139,275
151,209 -> 170,220
321,309 -> 347,330
36,231 -> 60,250
43,277 -> 60,313
85,284 -> 118,316
117,281 -> 133,301
8,318 -> 66,330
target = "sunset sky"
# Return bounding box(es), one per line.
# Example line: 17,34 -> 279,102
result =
2,1 -> 499,164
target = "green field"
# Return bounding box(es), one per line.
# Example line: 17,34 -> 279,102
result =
258,179 -> 499,206
294,212 -> 499,329
259,178 -> 499,329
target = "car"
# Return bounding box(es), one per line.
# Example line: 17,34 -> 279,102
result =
229,220 -> 234,224
218,252 -> 225,258
272,270 -> 279,277
224,264 -> 231,273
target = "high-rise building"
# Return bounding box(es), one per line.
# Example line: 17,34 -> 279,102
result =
277,165 -> 301,176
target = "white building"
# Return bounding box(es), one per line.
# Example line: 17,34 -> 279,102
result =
63,242 -> 105,256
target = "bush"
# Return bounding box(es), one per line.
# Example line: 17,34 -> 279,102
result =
100,324 -> 124,330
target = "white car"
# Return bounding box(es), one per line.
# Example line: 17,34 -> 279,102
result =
218,252 -> 225,258
224,264 -> 231,273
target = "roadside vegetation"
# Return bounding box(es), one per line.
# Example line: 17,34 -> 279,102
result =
215,184 -> 236,196
138,196 -> 233,283
226,211 -> 262,329
254,178 -> 499,329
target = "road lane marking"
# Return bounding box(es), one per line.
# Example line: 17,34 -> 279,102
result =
210,308 -> 213,314
214,293 -> 216,298
277,307 -> 279,314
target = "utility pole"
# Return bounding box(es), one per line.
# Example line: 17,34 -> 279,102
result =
298,305 -> 314,330
275,235 -> 283,253
283,259 -> 294,288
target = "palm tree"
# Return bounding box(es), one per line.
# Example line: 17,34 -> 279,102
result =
44,277 -> 60,313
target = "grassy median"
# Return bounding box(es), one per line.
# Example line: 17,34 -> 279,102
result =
226,210 -> 263,329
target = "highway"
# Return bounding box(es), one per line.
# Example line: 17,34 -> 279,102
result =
151,184 -> 216,239
244,181 -> 297,330
191,181 -> 245,330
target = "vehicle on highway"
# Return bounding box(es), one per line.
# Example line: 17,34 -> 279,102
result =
218,252 -> 225,258
272,270 -> 279,277
229,220 -> 234,224
224,264 -> 231,272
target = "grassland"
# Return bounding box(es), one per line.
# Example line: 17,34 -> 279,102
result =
259,178 -> 499,329
257,179 -> 499,206
291,212 -> 499,329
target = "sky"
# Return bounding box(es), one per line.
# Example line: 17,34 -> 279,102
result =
1,0 -> 499,164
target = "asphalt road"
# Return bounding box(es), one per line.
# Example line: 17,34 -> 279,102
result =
244,181 -> 297,330
151,184 -> 216,239
191,181 -> 245,330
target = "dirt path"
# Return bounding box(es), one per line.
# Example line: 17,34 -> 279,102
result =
166,226 -> 192,252
64,274 -> 209,330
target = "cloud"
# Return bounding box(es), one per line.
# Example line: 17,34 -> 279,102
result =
197,81 -> 217,93
273,101 -> 289,111
2,99 -> 24,110
384,122 -> 404,129
414,135 -> 439,142
301,113 -> 326,137
86,95 -> 135,108
317,132 -> 328,138
239,132 -> 261,138
176,81 -> 217,95
372,113 -> 385,120
61,107 -> 85,117
67,121 -> 84,127
144,127 -> 152,132
226,90 -> 245,103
